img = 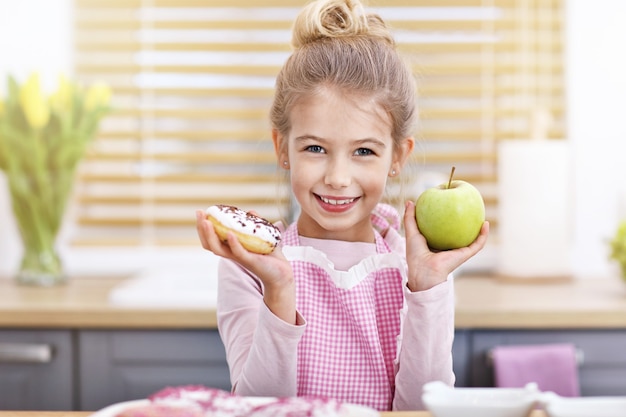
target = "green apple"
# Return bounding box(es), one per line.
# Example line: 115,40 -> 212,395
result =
415,167 -> 485,250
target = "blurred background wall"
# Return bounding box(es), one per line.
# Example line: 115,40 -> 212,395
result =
567,0 -> 626,277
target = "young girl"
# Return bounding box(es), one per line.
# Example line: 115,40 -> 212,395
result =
196,0 -> 489,411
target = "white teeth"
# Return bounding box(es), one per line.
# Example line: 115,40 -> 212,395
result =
320,196 -> 355,205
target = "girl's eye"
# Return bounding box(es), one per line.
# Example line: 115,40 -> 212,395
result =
305,145 -> 324,153
355,148 -> 374,156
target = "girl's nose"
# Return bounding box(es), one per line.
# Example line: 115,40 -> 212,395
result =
324,159 -> 351,189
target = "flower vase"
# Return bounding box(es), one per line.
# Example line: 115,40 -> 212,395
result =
7,170 -> 74,286
17,240 -> 64,286
0,73 -> 112,286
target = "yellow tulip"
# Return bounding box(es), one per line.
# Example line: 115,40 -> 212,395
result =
50,74 -> 73,113
19,73 -> 50,129
84,81 -> 111,111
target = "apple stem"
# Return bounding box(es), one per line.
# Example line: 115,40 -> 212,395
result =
447,166 -> 456,189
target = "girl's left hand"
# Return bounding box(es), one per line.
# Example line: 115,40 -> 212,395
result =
403,200 -> 489,292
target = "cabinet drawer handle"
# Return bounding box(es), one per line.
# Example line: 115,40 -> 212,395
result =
0,343 -> 54,363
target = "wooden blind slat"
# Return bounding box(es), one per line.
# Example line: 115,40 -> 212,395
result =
78,173 -> 280,183
75,0 -> 300,7
76,196 -> 290,205
75,0 -> 554,8
74,39 -> 564,53
74,18 -> 563,33
108,106 -> 565,120
95,130 -> 271,141
84,152 -> 278,164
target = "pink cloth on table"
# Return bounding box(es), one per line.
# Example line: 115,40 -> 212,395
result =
491,343 -> 580,397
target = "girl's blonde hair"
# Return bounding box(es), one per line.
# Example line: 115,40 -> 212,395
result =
270,0 -> 418,156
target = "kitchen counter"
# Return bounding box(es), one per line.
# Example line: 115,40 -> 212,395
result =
454,274 -> 626,329
0,277 -> 216,329
1,274 -> 626,329
0,411 -> 549,417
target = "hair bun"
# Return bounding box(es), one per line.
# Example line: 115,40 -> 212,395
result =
292,0 -> 394,48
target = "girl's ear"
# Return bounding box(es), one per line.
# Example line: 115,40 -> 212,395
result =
272,128 -> 288,163
271,128 -> 281,154
393,136 -> 415,171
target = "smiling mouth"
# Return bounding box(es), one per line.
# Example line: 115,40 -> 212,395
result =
318,195 -> 358,206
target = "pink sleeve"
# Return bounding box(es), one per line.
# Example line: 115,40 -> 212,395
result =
392,276 -> 456,411
217,258 -> 306,397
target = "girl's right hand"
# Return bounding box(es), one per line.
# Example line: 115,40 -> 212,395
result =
195,209 -> 297,324
403,201 -> 489,292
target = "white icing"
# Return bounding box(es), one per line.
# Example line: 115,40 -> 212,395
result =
206,205 -> 280,244
152,388 -> 254,416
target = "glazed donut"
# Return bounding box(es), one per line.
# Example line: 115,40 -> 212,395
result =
205,205 -> 281,254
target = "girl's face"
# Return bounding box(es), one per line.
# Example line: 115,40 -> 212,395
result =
274,87 -> 413,242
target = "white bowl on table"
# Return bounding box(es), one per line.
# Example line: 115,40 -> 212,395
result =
422,381 -> 540,417
540,392 -> 626,417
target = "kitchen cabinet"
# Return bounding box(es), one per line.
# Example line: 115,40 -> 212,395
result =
0,330 -> 74,410
468,329 -> 626,395
3,328 -> 626,410
0,328 -> 230,411
451,330 -> 471,387
78,330 -> 231,411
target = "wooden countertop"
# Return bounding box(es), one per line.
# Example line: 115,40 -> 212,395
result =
454,274 -> 626,329
0,411 -> 549,417
0,412 -> 419,417
1,274 -> 626,329
0,277 -> 217,329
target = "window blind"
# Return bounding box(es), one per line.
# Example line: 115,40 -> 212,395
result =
72,0 -> 565,247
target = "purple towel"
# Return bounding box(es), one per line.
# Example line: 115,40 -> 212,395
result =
491,343 -> 580,397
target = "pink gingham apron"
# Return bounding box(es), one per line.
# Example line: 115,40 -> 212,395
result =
280,205 -> 406,411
